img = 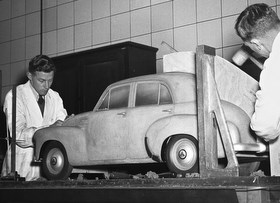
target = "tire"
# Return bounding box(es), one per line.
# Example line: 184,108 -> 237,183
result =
42,142 -> 73,180
165,135 -> 198,175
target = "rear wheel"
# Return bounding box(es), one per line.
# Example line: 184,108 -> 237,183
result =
42,142 -> 73,180
165,135 -> 198,176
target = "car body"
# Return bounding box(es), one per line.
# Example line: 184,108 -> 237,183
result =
33,72 -> 264,180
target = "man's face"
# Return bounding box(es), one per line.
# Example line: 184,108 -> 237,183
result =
27,71 -> 54,96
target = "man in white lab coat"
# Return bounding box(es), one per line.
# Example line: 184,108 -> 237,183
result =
1,55 -> 67,181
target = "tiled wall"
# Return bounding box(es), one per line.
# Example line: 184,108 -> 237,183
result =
0,0 -> 280,104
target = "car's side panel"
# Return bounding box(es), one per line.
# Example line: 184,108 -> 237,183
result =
126,103 -> 175,159
85,109 -> 128,162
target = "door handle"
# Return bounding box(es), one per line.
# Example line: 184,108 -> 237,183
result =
162,109 -> 172,113
117,112 -> 126,116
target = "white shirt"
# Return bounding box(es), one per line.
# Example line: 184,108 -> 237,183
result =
1,81 -> 67,181
250,32 -> 280,141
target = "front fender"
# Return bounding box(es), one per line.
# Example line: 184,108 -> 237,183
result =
33,126 -> 87,165
145,114 -> 198,162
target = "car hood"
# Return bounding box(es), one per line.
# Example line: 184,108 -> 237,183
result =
62,112 -> 91,130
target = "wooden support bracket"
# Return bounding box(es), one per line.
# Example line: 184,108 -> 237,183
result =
196,45 -> 239,177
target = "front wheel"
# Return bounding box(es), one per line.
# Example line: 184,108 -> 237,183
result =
165,135 -> 198,176
42,142 -> 73,180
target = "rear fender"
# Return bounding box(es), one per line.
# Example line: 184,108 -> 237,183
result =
145,114 -> 198,162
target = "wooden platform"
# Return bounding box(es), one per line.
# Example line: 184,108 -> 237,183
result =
0,176 -> 280,203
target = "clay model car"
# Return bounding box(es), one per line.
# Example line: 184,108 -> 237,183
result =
33,72 -> 265,180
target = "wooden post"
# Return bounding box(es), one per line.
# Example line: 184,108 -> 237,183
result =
11,86 -> 17,177
196,45 -> 239,177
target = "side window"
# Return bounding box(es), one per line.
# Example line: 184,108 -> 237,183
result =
109,85 -> 130,109
135,83 -> 159,107
98,92 -> 109,110
159,84 -> 172,104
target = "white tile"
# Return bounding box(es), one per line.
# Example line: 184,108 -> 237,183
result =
11,38 -> 25,62
57,26 -> 74,53
197,0 -> 221,22
111,38 -> 130,44
197,19 -> 222,48
11,0 -> 25,17
131,0 -> 150,10
26,0 -> 40,13
174,0 -> 196,27
11,61 -> 27,85
11,16 -> 25,40
0,20 -> 11,43
131,7 -> 151,37
0,64 -> 11,86
74,0 -> 91,24
74,46 -> 92,53
174,24 -> 197,52
75,22 -> 92,49
222,15 -> 242,47
111,0 -> 130,15
152,2 -> 173,32
0,42 -> 10,65
222,0 -> 248,16
0,0 -> 11,21
26,12 -> 40,36
92,0 -> 110,20
152,29 -> 173,59
43,30 -> 57,55
43,7 -> 57,32
92,18 -> 110,45
249,0 -> 277,6
111,13 -> 130,41
151,0 -> 170,5
57,0 -> 72,5
92,42 -> 110,49
131,34 -> 151,46
223,45 -> 241,62
57,2 -> 74,28
26,35 -> 40,60
43,0 -> 57,9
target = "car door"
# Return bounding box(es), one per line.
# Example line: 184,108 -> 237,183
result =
126,81 -> 173,160
86,84 -> 131,162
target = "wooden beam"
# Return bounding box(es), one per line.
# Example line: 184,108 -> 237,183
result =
196,45 -> 239,177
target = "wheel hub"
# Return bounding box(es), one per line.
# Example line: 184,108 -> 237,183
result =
51,157 -> 57,165
178,149 -> 187,159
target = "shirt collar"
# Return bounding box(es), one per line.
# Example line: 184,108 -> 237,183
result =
28,80 -> 44,101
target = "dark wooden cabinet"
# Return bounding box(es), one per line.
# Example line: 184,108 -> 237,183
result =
52,42 -> 158,115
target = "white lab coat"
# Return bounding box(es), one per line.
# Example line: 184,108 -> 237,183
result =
1,81 -> 67,181
250,32 -> 280,141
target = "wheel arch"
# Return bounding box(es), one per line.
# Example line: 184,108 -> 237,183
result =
145,114 -> 198,162
34,127 -> 88,165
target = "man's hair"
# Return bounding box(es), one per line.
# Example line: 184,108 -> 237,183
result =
235,3 -> 280,42
28,55 -> 56,74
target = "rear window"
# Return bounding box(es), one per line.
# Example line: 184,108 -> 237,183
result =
135,82 -> 172,107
